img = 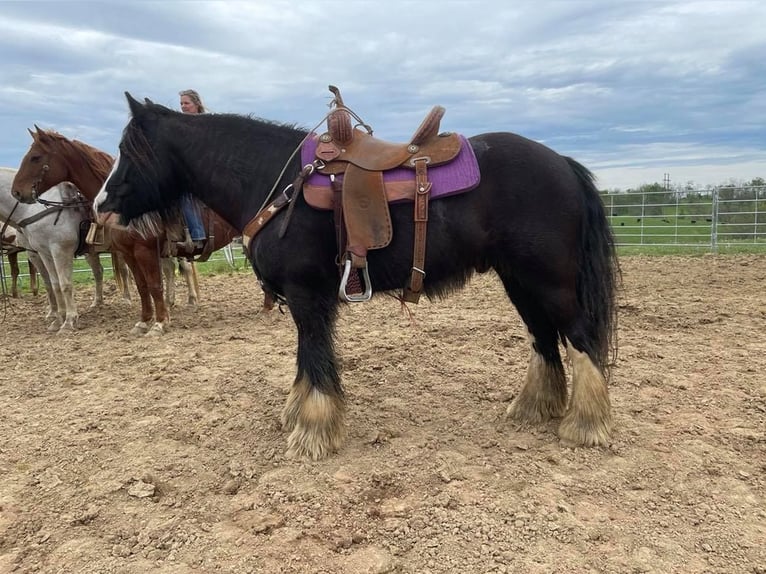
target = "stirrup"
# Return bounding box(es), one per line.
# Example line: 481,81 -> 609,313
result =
85,222 -> 104,245
339,258 -> 372,302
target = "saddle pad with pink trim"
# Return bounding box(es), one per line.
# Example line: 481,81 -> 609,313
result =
300,133 -> 481,210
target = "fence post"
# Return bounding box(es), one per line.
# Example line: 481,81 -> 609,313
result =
641,191 -> 646,243
711,187 -> 719,253
756,186 -> 761,245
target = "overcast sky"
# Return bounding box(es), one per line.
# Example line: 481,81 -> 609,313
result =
1,0 -> 764,190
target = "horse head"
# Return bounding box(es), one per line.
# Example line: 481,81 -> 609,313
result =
95,92 -> 181,235
11,126 -> 71,203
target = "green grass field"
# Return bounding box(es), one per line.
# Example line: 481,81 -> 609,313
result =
609,213 -> 766,252
610,215 -> 713,244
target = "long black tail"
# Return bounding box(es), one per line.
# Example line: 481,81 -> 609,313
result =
565,157 -> 620,378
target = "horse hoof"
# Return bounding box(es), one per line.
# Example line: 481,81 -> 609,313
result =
506,395 -> 566,425
285,427 -> 341,461
47,320 -> 62,332
557,412 -> 612,447
146,323 -> 165,337
283,395 -> 346,461
130,322 -> 150,335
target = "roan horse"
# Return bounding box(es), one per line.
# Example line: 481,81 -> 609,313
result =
11,128 -> 239,335
94,91 -> 619,460
1,168 -> 128,331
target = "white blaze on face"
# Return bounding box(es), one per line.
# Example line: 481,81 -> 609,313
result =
94,151 -> 122,218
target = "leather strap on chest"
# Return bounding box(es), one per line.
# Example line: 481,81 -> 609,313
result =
242,164 -> 314,252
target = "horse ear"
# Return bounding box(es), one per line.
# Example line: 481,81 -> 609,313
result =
144,97 -> 155,105
125,92 -> 144,117
33,124 -> 49,142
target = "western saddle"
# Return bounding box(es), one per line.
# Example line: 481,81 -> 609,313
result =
242,85 -> 463,304
315,86 -> 462,303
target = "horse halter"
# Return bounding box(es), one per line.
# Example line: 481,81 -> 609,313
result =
31,162 -> 50,200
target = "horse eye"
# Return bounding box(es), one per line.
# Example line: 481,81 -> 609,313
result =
31,155 -> 41,163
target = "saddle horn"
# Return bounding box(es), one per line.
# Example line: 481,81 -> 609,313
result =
327,85 -> 353,144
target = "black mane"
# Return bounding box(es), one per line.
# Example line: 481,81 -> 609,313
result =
121,103 -> 309,222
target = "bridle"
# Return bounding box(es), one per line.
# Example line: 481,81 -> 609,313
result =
21,150 -> 91,213
30,162 -> 50,201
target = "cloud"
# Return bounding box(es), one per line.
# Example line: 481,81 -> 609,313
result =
0,0 -> 764,190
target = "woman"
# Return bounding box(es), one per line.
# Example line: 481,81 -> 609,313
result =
180,89 -> 206,114
178,89 -> 207,251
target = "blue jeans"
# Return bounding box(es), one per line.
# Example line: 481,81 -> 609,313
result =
181,195 -> 205,241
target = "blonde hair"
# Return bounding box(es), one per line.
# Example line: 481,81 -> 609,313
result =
179,89 -> 206,113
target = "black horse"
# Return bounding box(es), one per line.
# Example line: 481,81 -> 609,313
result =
95,92 -> 619,460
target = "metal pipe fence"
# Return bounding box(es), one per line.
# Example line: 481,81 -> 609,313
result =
605,185 -> 766,251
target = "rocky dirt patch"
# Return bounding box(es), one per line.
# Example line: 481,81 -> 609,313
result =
0,255 -> 764,573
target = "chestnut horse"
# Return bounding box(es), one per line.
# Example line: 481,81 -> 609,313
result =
11,128 -> 239,335
93,92 -> 619,460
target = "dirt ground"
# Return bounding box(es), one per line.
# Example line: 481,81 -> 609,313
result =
0,255 -> 764,574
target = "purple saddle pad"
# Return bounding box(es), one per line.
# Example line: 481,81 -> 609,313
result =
300,133 -> 480,203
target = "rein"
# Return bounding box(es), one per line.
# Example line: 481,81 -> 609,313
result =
3,196 -> 85,230
1,202 -> 20,235
15,206 -> 67,228
24,180 -> 92,227
36,195 -> 92,209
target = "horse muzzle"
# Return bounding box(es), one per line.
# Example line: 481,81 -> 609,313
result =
11,188 -> 38,204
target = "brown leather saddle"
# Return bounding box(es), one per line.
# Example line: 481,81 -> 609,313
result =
241,86 -> 473,304
315,86 -> 462,303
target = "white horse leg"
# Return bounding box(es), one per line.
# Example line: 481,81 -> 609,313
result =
51,245 -> 79,332
506,332 -> 568,424
86,251 -> 104,308
178,258 -> 199,307
161,257 -> 176,307
113,252 -> 132,301
36,251 -> 65,331
558,340 -> 612,446
44,287 -> 59,325
27,251 -> 57,322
